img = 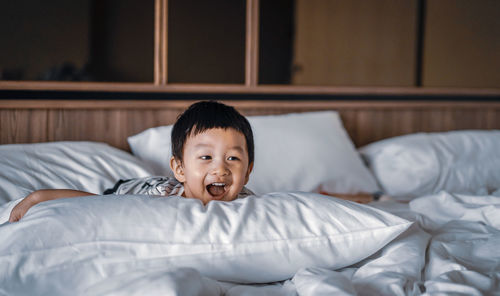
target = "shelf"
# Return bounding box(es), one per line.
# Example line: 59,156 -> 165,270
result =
0,81 -> 498,97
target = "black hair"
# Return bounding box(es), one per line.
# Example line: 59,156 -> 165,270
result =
171,101 -> 254,165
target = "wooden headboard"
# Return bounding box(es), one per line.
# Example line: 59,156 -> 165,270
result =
1,100 -> 499,151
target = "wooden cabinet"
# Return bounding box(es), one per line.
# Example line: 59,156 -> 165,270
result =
0,0 -> 498,96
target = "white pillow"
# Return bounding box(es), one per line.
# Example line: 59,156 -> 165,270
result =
0,141 -> 154,203
0,192 -> 411,292
128,111 -> 380,195
360,130 -> 500,200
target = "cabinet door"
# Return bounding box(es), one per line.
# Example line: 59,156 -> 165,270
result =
423,0 -> 500,88
259,0 -> 418,87
0,0 -> 154,82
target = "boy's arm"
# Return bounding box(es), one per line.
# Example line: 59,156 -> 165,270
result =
9,189 -> 95,222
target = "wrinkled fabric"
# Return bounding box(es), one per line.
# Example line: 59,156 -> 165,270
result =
292,267 -> 357,296
86,267 -> 223,296
1,191 -> 499,295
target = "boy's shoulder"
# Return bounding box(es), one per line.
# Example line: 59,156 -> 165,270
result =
238,186 -> 255,198
104,176 -> 183,196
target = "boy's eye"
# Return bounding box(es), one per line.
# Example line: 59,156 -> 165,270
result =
227,156 -> 240,161
200,155 -> 211,160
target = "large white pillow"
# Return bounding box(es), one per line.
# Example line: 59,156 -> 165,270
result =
360,130 -> 500,200
0,192 -> 411,293
128,111 -> 380,195
0,141 -> 154,203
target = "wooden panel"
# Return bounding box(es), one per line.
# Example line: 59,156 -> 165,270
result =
292,0 -> 418,86
1,100 -> 499,150
423,0 -> 500,88
0,109 -> 48,144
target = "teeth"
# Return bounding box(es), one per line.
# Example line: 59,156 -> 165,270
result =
212,183 -> 225,186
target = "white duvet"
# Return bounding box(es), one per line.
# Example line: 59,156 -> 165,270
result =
1,191 -> 499,295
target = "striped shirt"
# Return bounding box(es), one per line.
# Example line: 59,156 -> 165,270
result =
103,176 -> 254,199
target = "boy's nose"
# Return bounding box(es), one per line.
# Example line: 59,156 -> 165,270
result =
211,161 -> 229,176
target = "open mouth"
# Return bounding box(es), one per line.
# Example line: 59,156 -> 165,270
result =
206,182 -> 227,198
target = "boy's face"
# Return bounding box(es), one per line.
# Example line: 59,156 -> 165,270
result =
170,128 -> 253,204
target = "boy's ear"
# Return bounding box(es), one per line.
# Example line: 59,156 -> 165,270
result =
244,162 -> 254,185
170,156 -> 186,183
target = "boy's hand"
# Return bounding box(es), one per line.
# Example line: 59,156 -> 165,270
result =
9,192 -> 40,222
320,191 -> 374,204
8,189 -> 96,222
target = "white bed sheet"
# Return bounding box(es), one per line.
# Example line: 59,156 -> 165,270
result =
1,192 -> 499,295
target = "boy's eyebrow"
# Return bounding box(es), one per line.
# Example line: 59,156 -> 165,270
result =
193,143 -> 245,152
193,143 -> 212,148
230,146 -> 245,153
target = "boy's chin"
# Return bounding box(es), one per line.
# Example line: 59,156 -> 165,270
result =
184,194 -> 225,205
183,190 -> 238,204
206,192 -> 230,202
208,195 -> 224,201
206,192 -> 238,203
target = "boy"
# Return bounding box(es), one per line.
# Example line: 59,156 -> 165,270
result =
9,101 -> 255,222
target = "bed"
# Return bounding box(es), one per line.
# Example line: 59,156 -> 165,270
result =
0,99 -> 499,295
